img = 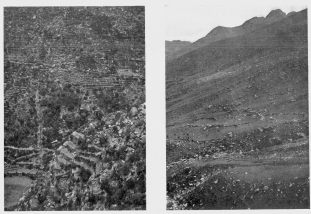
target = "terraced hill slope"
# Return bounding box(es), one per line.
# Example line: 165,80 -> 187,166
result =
4,7 -> 145,211
166,9 -> 309,209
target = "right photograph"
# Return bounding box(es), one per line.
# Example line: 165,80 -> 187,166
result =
166,5 -> 309,210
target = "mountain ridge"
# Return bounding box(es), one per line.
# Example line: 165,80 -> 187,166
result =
166,8 -> 300,61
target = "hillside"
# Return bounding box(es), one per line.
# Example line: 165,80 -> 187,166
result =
167,9 -> 290,61
4,7 -> 145,211
165,40 -> 191,59
166,9 -> 309,209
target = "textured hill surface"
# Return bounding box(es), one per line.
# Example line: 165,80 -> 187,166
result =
166,9 -> 309,210
167,9 -> 290,61
166,40 -> 191,59
4,7 -> 146,211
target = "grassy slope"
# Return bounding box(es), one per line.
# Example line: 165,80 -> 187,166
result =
166,10 -> 309,209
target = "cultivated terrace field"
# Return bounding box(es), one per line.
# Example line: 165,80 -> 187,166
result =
4,7 -> 145,210
166,9 -> 309,209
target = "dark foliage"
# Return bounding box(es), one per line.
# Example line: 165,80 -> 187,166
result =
4,6 -> 145,211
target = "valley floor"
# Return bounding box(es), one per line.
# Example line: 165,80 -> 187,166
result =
167,137 -> 309,209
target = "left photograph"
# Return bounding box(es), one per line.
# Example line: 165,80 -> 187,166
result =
4,7 -> 145,211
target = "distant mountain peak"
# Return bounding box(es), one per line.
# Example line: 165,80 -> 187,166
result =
208,26 -> 227,36
166,40 -> 192,58
170,40 -> 191,43
242,16 -> 265,26
266,9 -> 286,19
166,8 -> 300,61
287,11 -> 297,17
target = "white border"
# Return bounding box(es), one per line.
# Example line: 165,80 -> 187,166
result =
1,0 -> 311,213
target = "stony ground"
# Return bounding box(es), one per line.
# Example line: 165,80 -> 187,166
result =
166,11 -> 309,209
167,137 -> 309,209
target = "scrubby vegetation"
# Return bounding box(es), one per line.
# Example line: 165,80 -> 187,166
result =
4,7 -> 145,210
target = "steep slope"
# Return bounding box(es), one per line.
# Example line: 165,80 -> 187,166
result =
166,9 -> 308,209
167,8 -> 307,141
167,9 -> 307,80
166,40 -> 191,59
167,9 -> 288,61
4,7 -> 146,211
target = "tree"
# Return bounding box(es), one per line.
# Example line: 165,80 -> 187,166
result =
4,7 -> 145,211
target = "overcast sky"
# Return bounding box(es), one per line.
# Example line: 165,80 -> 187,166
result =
165,5 -> 307,42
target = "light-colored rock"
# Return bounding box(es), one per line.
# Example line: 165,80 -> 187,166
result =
63,141 -> 77,149
72,131 -> 85,144
130,107 -> 138,117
